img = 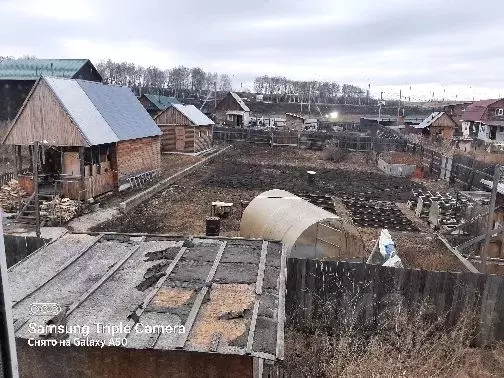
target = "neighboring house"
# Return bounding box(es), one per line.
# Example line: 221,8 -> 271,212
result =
154,104 -> 214,153
215,92 -> 250,126
10,233 -> 286,378
0,58 -> 102,121
460,99 -> 504,141
412,112 -> 457,141
2,77 -> 161,200
443,102 -> 473,131
138,94 -> 181,117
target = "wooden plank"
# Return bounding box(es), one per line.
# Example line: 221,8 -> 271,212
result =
437,234 -> 479,273
205,241 -> 227,284
125,246 -> 188,338
246,299 -> 260,354
66,237 -> 146,316
174,286 -> 208,349
276,244 -> 287,360
255,241 -> 269,295
13,234 -> 104,305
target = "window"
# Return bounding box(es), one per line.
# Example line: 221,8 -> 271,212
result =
198,131 -> 202,137
227,114 -> 233,121
500,127 -> 504,133
499,109 -> 504,116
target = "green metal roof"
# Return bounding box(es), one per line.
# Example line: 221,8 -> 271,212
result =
0,59 -> 89,80
143,94 -> 181,110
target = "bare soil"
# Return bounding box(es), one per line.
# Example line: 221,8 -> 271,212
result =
93,145 -> 422,236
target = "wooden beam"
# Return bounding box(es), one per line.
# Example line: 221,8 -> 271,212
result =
174,286 -> 208,349
33,141 -> 40,238
205,241 -> 227,285
437,233 -> 479,273
246,299 -> 260,354
276,244 -> 287,360
255,241 -> 268,295
125,246 -> 188,338
480,166 -> 501,273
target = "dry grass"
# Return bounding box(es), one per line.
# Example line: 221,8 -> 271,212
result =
284,297 -> 504,377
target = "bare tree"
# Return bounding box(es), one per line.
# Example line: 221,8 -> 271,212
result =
218,74 -> 232,92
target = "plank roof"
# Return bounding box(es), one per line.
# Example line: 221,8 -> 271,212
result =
9,233 -> 286,361
0,59 -> 94,80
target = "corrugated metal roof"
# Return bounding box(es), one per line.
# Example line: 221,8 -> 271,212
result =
0,59 -> 89,80
9,233 -> 286,360
173,104 -> 215,126
45,77 -> 118,145
415,112 -> 448,129
78,80 -> 162,141
230,92 -> 250,112
462,99 -> 500,122
143,94 -> 181,110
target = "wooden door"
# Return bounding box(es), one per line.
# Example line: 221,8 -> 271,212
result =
175,126 -> 185,151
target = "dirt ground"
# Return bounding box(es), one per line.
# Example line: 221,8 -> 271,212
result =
93,144 -> 468,273
93,145 -> 422,235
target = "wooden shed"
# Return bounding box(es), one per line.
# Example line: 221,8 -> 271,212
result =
215,92 -> 250,127
154,104 -> 214,153
414,112 -> 457,141
2,76 -> 162,200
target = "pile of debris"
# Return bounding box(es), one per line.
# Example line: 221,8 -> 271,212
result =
41,196 -> 81,223
0,179 -> 28,212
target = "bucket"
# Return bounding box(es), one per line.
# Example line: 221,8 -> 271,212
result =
206,217 -> 221,236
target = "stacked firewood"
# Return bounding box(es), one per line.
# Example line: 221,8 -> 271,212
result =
41,196 -> 81,223
0,179 -> 27,212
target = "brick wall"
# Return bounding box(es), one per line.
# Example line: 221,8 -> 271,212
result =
116,136 -> 161,180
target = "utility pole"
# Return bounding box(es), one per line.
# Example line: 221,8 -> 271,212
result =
481,165 -> 502,273
214,81 -> 217,111
33,141 -> 40,239
308,84 -> 311,115
397,89 -> 402,126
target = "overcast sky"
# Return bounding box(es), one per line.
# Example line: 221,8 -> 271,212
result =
1,0 -> 503,101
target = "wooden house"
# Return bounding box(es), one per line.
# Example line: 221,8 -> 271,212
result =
138,94 -> 181,117
215,92 -> 250,126
0,59 -> 102,121
154,104 -> 214,153
414,112 -> 457,141
2,76 -> 162,200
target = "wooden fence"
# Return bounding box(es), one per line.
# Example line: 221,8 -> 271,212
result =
286,258 -> 504,344
418,146 -> 495,190
0,171 -> 15,187
213,126 -> 406,152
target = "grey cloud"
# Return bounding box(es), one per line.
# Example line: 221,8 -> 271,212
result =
1,0 -> 504,93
